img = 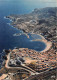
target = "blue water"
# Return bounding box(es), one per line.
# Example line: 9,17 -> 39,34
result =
0,0 -> 56,66
28,34 -> 42,40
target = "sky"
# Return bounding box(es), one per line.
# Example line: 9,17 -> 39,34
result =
0,0 -> 57,2
0,0 -> 57,3
40,0 -> 57,2
0,0 -> 57,8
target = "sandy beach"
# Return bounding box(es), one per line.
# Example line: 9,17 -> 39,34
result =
41,39 -> 52,52
31,33 -> 52,53
32,39 -> 52,53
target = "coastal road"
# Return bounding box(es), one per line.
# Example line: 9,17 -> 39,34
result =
5,51 -> 57,78
5,52 -> 38,75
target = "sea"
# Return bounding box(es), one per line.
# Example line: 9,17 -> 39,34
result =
0,0 -> 57,79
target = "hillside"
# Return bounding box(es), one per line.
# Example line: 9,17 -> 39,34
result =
6,7 -> 57,34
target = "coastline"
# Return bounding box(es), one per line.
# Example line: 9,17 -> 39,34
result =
32,38 -> 52,53
41,39 -> 52,52
4,16 -> 50,53
1,7 -> 57,80
28,33 -> 52,53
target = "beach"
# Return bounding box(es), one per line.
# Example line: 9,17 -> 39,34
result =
41,39 -> 52,52
31,33 -> 52,53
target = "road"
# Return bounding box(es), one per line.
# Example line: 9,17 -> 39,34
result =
5,52 -> 38,75
5,52 -> 57,79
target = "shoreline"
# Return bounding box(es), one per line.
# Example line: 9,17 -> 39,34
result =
27,33 -> 52,53
4,16 -> 51,53
32,39 -> 52,53
41,39 -> 52,52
